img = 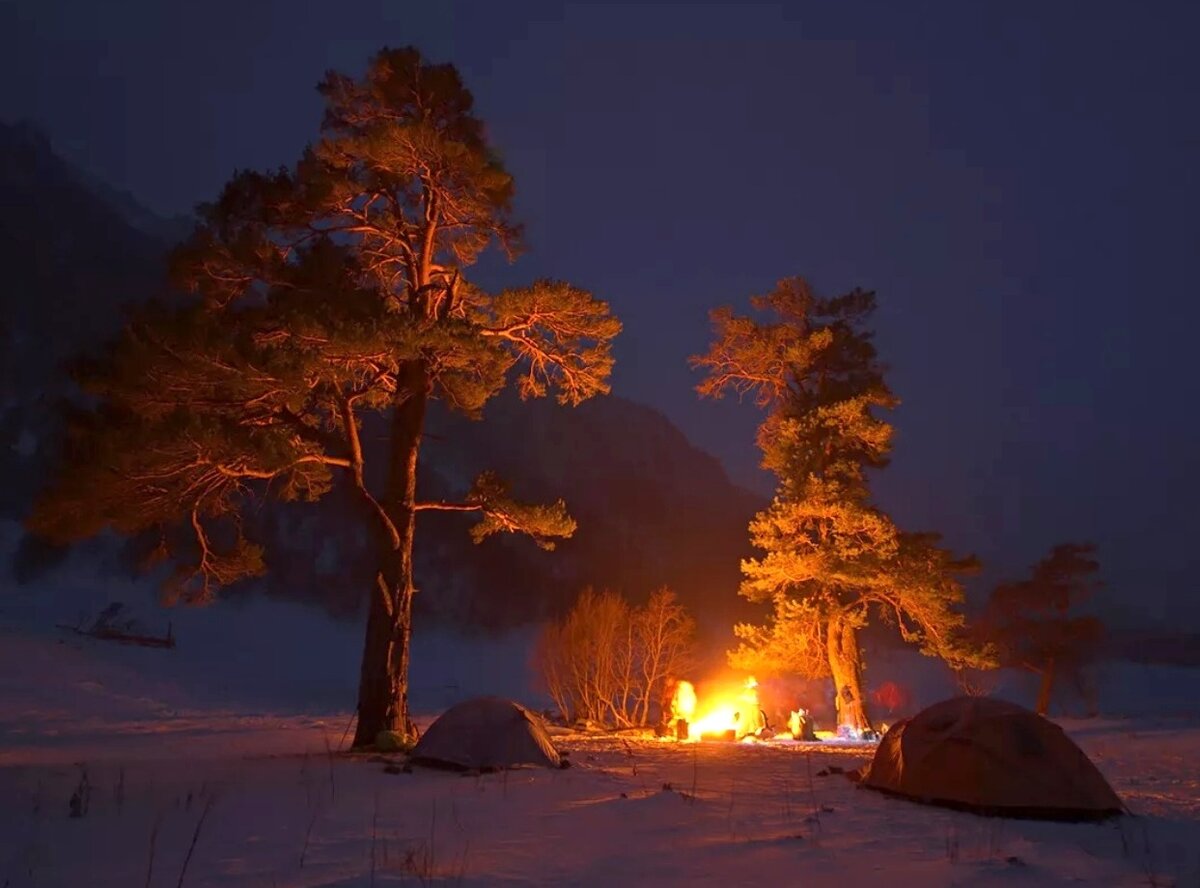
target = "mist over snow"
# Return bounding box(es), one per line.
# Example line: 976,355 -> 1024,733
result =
4,508 -> 1199,733
0,520 -> 545,722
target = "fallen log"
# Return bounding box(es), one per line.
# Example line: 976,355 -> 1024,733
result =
57,622 -> 175,649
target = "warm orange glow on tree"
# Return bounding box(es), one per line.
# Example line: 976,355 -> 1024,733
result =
535,587 -> 695,727
695,277 -> 986,732
28,47 -> 620,747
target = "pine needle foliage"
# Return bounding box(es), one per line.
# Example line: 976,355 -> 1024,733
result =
695,277 -> 988,729
29,47 -> 620,744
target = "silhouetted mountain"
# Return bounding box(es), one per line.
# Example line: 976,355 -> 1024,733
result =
229,394 -> 762,636
2,126 -> 762,634
1104,631 -> 1200,667
70,165 -> 196,246
421,393 -> 762,632
0,120 -> 168,523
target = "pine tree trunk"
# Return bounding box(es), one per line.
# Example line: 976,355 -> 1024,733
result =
1035,656 -> 1056,716
351,362 -> 428,748
353,569 -> 415,747
826,613 -> 872,733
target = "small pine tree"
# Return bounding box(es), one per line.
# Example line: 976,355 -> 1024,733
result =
985,543 -> 1104,715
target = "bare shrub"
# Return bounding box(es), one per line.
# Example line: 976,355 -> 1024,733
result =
535,587 -> 695,727
952,666 -> 1000,697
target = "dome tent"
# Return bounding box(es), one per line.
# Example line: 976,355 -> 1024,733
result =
858,696 -> 1123,821
410,697 -> 561,771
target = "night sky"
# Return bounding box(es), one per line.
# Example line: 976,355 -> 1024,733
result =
4,1 -> 1198,627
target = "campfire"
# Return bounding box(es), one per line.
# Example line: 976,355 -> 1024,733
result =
670,676 -> 769,741
666,675 -> 877,743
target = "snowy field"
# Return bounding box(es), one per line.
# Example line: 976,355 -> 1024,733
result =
2,628 -> 1199,885
2,558 -> 1199,886
1,709 -> 1198,886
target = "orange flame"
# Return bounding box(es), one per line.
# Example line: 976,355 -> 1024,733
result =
672,676 -> 763,741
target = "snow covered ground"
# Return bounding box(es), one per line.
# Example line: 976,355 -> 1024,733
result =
1,625 -> 1199,885
2,556 -> 1199,886
1,710 -> 1198,886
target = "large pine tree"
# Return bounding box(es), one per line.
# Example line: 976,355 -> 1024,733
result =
29,47 -> 620,747
695,278 -> 981,731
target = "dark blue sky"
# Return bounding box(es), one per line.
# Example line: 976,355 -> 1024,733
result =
3,1 -> 1198,627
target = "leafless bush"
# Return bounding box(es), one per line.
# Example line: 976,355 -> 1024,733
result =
68,766 -> 91,819
394,799 -> 469,886
176,794 -> 215,888
952,666 -> 999,697
144,811 -> 164,888
535,587 -> 695,727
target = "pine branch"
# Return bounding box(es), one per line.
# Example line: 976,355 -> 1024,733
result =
413,502 -> 483,512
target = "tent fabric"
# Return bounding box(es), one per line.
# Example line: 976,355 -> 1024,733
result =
410,697 -> 561,771
859,696 -> 1123,821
